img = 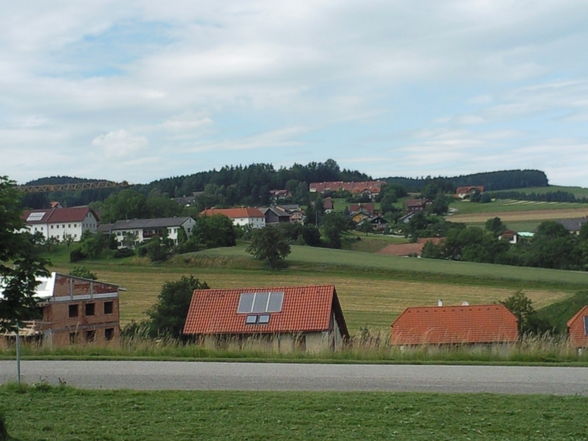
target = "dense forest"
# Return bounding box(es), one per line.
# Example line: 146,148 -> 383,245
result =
20,163 -> 550,209
384,169 -> 548,192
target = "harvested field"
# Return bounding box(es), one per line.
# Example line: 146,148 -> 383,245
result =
377,238 -> 442,257
54,265 -> 571,333
448,208 -> 588,224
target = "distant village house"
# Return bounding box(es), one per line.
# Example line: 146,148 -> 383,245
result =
22,206 -> 99,242
99,217 -> 195,246
200,207 -> 266,229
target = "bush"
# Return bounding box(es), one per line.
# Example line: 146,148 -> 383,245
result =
69,248 -> 87,263
114,247 -> 135,258
69,266 -> 97,280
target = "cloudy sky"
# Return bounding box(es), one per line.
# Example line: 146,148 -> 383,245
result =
2,1 -> 588,185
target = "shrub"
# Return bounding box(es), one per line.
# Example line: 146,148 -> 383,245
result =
69,248 -> 86,263
114,247 -> 135,258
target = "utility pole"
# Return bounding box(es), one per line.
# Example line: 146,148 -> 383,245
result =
15,321 -> 21,384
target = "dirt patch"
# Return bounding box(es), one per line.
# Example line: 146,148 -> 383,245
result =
448,209 -> 588,223
377,238 -> 443,256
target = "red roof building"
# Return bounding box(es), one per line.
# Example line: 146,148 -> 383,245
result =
455,186 -> 485,199
200,207 -> 265,228
390,304 -> 518,345
567,305 -> 588,349
21,206 -> 99,242
309,181 -> 386,197
183,285 -> 349,352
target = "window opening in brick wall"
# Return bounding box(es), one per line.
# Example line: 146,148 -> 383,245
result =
68,304 -> 79,318
104,301 -> 113,314
85,303 -> 95,316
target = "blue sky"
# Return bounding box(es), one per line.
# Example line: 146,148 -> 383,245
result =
2,1 -> 588,186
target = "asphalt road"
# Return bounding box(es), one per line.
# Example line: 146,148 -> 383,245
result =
1,360 -> 587,395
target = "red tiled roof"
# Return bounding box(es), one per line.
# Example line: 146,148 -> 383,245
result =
22,206 -> 97,224
391,304 -> 518,345
200,207 -> 264,219
309,181 -> 385,194
183,285 -> 349,336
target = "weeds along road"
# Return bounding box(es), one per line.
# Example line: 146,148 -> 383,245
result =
1,361 -> 588,395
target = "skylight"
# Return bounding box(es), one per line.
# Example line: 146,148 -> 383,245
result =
238,291 -> 284,313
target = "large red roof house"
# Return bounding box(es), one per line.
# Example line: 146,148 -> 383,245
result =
391,303 -> 518,346
183,285 -> 349,353
21,206 -> 99,242
567,305 -> 588,350
200,207 -> 265,229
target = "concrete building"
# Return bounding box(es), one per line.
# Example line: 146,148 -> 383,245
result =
21,206 -> 99,241
183,285 -> 349,353
99,217 -> 195,246
200,207 -> 265,229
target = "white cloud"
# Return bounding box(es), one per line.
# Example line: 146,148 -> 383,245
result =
161,112 -> 214,131
91,129 -> 148,158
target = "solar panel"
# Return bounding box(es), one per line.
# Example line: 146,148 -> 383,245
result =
26,212 -> 45,222
252,292 -> 269,313
267,292 -> 284,312
238,293 -> 255,313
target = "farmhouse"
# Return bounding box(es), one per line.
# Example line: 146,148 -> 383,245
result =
259,206 -> 291,224
405,199 -> 428,213
390,303 -> 518,345
99,217 -> 195,246
557,217 -> 588,235
183,285 -> 349,353
0,272 -> 122,347
567,305 -> 588,349
21,206 -> 99,241
455,186 -> 485,199
200,207 -> 265,228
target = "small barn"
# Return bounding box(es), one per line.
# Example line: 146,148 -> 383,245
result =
390,303 -> 518,345
183,285 -> 349,353
567,305 -> 588,349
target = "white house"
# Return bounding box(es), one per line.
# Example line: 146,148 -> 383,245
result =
99,217 -> 196,246
200,207 -> 266,229
22,206 -> 99,241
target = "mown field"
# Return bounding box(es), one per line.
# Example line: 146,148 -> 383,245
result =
1,385 -> 587,441
494,185 -> 588,198
50,244 -> 588,334
449,198 -> 588,215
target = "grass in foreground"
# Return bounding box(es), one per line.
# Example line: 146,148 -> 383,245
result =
1,384 -> 587,441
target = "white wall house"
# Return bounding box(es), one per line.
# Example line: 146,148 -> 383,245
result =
99,217 -> 196,246
200,208 -> 266,229
22,206 -> 99,241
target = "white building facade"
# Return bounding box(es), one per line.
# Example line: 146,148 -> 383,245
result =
22,206 -> 99,241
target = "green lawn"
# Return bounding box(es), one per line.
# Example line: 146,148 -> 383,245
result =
449,198 -> 588,215
466,220 -> 544,232
494,185 -> 588,198
1,385 -> 587,441
195,244 -> 588,288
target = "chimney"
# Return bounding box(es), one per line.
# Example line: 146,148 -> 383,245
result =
437,299 -> 443,307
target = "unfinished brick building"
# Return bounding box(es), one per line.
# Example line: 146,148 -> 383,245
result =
1,273 -> 122,346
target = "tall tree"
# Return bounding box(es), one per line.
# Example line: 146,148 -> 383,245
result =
247,227 -> 291,269
0,176 -> 49,331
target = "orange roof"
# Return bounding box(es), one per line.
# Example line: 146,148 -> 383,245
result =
566,305 -> 588,328
391,304 -> 518,345
183,285 -> 349,336
200,207 -> 264,219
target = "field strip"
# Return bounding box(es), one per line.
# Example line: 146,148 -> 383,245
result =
448,208 -> 588,223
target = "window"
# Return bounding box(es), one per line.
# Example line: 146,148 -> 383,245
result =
258,314 -> 270,324
85,303 -> 95,316
104,301 -> 113,314
85,330 -> 96,342
69,332 -> 78,344
245,315 -> 258,324
584,316 -> 588,336
237,292 -> 284,313
105,328 -> 114,341
68,304 -> 79,318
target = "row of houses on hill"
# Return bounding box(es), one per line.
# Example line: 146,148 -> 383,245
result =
5,276 -> 587,353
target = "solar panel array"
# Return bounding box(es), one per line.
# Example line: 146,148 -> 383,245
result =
26,212 -> 45,222
237,291 -> 284,314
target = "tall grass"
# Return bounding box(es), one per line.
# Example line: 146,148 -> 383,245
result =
2,332 -> 586,364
